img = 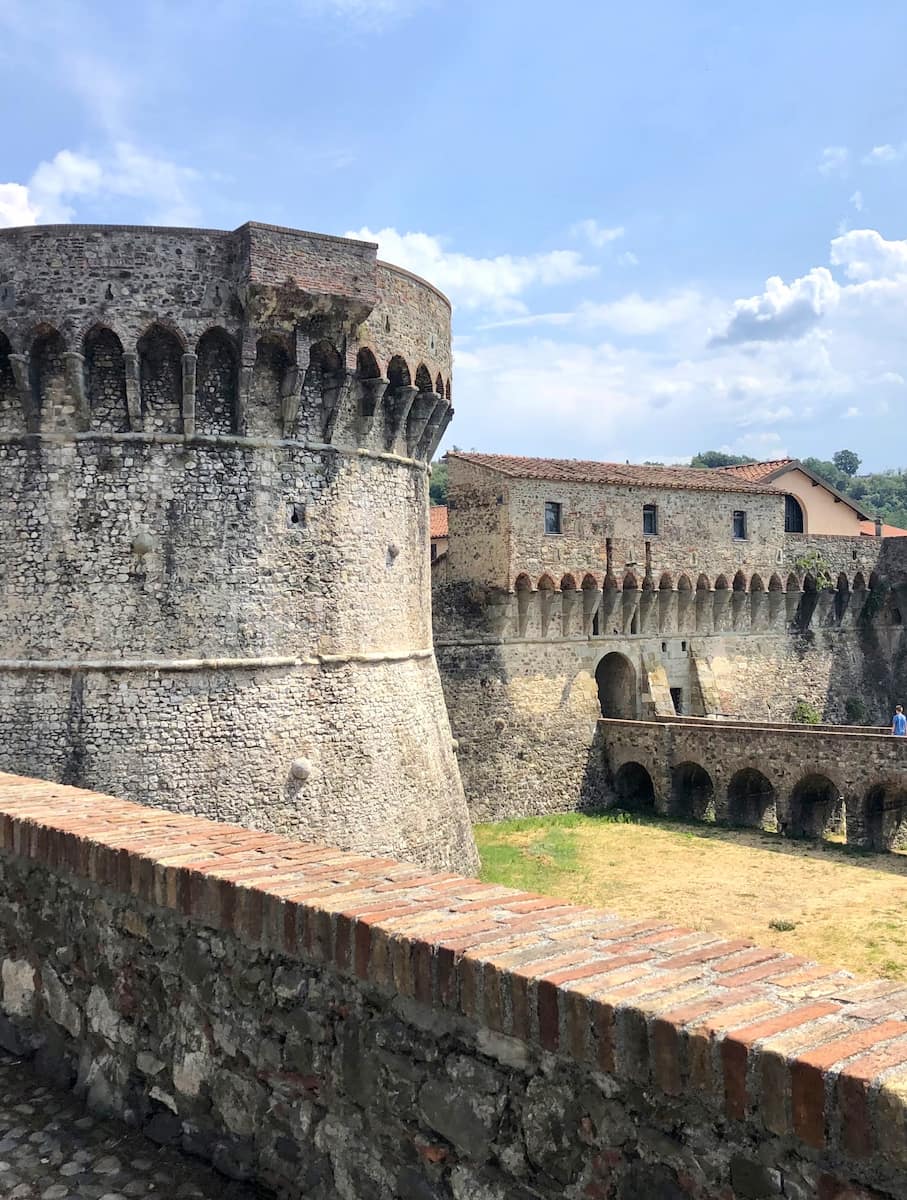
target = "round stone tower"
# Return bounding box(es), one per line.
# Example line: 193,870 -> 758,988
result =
0,221 -> 477,872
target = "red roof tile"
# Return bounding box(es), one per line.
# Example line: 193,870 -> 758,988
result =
860,520 -> 907,538
430,506 -> 449,538
715,458 -> 796,483
446,452 -> 779,495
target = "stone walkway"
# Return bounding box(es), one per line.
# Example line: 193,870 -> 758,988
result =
0,1053 -> 269,1200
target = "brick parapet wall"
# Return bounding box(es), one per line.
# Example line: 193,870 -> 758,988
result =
2,775 -> 907,1197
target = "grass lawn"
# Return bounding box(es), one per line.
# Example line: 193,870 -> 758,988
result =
475,812 -> 907,980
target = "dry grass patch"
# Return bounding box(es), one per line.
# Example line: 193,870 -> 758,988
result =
475,812 -> 907,980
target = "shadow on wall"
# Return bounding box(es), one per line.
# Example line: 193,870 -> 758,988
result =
439,639 -> 612,823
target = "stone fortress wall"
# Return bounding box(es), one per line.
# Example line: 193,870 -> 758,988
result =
434,455 -> 907,823
5,774 -> 907,1200
0,221 -> 477,873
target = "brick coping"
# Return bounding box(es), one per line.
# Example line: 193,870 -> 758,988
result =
2,772 -> 907,1167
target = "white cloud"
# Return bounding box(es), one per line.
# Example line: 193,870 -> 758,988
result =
842,406 -> 861,419
0,143 -> 202,229
570,218 -> 625,248
711,268 -> 840,345
818,145 -> 849,175
830,228 -> 907,281
0,183 -> 39,228
346,226 -> 597,312
863,143 -> 906,165
579,289 -> 707,336
850,190 -> 863,212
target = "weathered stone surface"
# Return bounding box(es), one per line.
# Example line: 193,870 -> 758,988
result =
0,220 -> 476,875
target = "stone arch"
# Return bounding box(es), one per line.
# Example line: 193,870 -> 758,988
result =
435,372 -> 444,396
514,573 -> 532,592
138,323 -> 183,433
248,335 -> 289,438
750,574 -> 765,593
714,574 -> 729,590
537,573 -> 555,591
677,574 -> 692,592
803,572 -> 817,593
387,354 -> 411,389
727,768 -> 776,829
445,377 -> 451,401
853,571 -> 867,591
595,652 -> 636,719
0,329 -> 22,433
732,570 -> 747,592
658,571 -> 673,590
356,347 -> 381,380
195,327 -> 237,436
768,573 -> 783,592
696,573 -> 710,592
84,325 -> 128,433
29,325 -> 68,433
613,761 -> 655,812
671,761 -> 714,822
559,573 -> 577,591
414,363 -> 433,394
786,572 -> 801,592
622,571 -> 638,591
787,773 -> 844,841
869,570 -> 881,591
865,782 -> 907,852
581,573 -> 598,591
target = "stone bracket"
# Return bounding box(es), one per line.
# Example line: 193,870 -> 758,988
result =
63,352 -> 90,431
384,384 -> 419,450
181,353 -> 197,438
355,376 -> 389,436
416,396 -> 452,462
280,365 -> 303,438
6,354 -> 38,434
406,390 -> 440,456
319,368 -> 355,443
122,352 -> 143,432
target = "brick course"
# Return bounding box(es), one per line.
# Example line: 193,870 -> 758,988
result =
3,773 -> 907,1196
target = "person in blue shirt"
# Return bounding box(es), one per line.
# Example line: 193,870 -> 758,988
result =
893,705 -> 907,736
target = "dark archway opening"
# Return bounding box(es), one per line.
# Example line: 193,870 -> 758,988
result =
866,785 -> 907,852
727,769 -> 776,830
613,762 -> 655,812
671,762 -> 714,821
595,652 -> 636,719
787,775 -> 843,841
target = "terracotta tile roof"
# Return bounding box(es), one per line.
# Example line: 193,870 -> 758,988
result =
446,452 -> 779,495
430,505 -> 448,538
860,520 -> 907,538
715,458 -> 796,482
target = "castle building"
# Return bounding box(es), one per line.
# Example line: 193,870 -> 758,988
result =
0,221 -> 477,873
433,452 -> 907,822
715,457 -> 870,534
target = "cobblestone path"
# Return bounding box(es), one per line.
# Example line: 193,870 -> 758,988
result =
0,1053 -> 268,1200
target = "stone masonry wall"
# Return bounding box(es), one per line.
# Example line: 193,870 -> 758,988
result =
0,222 -> 473,873
4,776 -> 907,1199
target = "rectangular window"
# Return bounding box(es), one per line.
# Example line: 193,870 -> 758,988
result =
544,501 -> 562,534
733,510 -> 747,540
430,543 -> 437,562
642,503 -> 658,535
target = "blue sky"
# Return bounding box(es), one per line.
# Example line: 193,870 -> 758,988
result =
3,0 -> 907,469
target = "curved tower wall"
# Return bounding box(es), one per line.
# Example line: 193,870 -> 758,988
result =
0,222 -> 477,873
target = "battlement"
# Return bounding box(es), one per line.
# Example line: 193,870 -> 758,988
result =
0,222 -> 453,461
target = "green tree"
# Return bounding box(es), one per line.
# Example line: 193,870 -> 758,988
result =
429,460 -> 448,506
833,449 -> 861,477
690,450 -> 757,468
801,457 -> 846,491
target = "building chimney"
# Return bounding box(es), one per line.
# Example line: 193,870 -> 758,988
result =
875,516 -> 883,537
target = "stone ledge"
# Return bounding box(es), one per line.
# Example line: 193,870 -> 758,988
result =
2,771 -> 907,1181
